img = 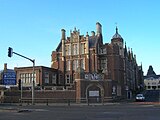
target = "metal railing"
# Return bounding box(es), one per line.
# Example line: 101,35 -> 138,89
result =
19,97 -> 113,106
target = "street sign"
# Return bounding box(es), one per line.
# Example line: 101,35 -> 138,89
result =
3,70 -> 16,85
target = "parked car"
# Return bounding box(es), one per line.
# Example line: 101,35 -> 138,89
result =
136,94 -> 145,102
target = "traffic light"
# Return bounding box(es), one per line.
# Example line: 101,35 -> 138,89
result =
18,79 -> 21,90
8,47 -> 13,57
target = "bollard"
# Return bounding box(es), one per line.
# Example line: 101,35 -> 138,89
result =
102,98 -> 104,105
87,98 -> 89,106
68,99 -> 70,106
19,99 -> 22,106
46,99 -> 48,106
27,100 -> 29,105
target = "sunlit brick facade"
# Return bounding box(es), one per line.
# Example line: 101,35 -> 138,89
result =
51,22 -> 143,101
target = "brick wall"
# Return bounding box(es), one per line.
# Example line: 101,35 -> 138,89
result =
2,90 -> 76,103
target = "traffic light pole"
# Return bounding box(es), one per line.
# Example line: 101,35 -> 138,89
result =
20,79 -> 22,105
32,60 -> 35,105
8,48 -> 35,105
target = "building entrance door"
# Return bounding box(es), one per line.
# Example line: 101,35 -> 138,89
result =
86,84 -> 103,103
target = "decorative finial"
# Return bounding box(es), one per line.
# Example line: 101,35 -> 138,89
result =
125,42 -> 127,49
86,32 -> 88,35
115,22 -> 118,34
116,27 -> 118,34
74,27 -> 76,31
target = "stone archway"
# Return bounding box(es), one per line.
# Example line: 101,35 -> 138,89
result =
86,83 -> 104,103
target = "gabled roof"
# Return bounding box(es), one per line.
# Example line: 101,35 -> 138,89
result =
56,34 -> 101,50
56,41 -> 62,52
144,74 -> 160,79
88,35 -> 101,48
147,65 -> 156,76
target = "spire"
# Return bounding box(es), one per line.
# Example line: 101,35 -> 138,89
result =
141,62 -> 143,70
133,54 -> 137,63
86,32 -> 88,36
112,26 -> 122,39
131,48 -> 133,60
128,47 -> 131,61
116,26 -> 118,34
147,65 -> 156,76
86,31 -> 89,38
74,27 -> 77,32
115,22 -> 118,34
124,42 -> 127,56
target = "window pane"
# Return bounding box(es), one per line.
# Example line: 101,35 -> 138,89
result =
45,72 -> 49,84
73,44 -> 78,55
76,60 -> 78,70
67,60 -> 70,71
68,45 -> 71,55
81,43 -> 85,54
52,74 -> 56,84
66,74 -> 70,84
81,58 -> 85,70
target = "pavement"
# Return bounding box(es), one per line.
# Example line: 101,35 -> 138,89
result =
1,100 -> 160,109
0,102 -> 160,120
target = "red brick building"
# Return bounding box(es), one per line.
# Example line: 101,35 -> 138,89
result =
51,22 -> 143,102
14,66 -> 57,89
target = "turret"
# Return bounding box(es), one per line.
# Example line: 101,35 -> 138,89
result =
111,26 -> 124,57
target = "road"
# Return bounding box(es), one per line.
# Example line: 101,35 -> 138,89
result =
0,103 -> 160,120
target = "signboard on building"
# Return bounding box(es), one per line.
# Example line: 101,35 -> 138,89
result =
85,73 -> 104,80
3,70 -> 16,85
89,91 -> 99,97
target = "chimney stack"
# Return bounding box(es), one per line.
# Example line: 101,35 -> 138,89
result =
4,63 -> 7,72
96,22 -> 102,35
61,29 -> 66,40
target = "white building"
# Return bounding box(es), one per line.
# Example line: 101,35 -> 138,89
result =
144,76 -> 160,90
144,65 -> 160,90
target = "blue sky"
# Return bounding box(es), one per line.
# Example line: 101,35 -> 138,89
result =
0,0 -> 160,75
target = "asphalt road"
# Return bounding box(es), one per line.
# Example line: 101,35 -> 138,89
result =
0,103 -> 160,120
